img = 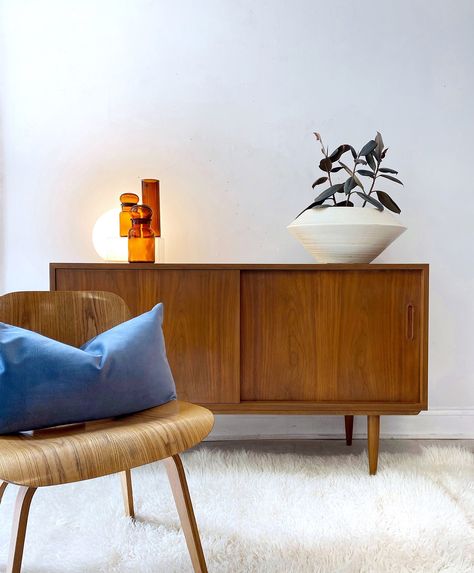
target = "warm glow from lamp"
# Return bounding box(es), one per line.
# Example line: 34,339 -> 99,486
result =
92,207 -> 165,262
92,208 -> 128,261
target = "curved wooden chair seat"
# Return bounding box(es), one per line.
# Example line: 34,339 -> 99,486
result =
0,400 -> 214,488
0,291 -> 213,573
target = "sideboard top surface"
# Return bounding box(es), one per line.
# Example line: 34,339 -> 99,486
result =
51,262 -> 429,271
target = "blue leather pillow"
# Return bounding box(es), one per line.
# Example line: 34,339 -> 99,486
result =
0,303 -> 176,434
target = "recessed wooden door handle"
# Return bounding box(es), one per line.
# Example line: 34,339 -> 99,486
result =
406,304 -> 415,340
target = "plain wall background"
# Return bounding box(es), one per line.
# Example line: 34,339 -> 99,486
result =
1,0 -> 473,436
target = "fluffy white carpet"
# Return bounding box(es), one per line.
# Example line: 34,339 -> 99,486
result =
0,445 -> 473,572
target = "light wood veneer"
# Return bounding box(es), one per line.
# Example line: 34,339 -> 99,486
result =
0,400 -> 213,487
0,290 -> 213,573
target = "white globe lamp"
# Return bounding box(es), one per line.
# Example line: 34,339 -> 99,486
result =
92,208 -> 128,262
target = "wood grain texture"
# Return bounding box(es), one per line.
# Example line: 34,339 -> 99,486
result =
164,455 -> 208,573
0,291 -> 130,347
0,290 -> 214,487
0,481 -> 8,503
51,263 -> 429,271
53,269 -> 240,404
6,486 -> 36,573
0,401 -> 214,487
420,267 -> 429,408
121,470 -> 135,519
241,270 -> 423,403
50,264 -> 428,418
0,289 -> 213,570
186,402 -> 423,415
368,415 -> 380,475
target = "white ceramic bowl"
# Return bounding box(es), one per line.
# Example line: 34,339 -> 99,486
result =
287,207 -> 407,263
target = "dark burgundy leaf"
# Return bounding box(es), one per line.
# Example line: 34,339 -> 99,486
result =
357,169 -> 375,178
314,184 -> 343,203
328,148 -> 339,161
331,166 -> 344,173
313,132 -> 322,141
366,153 -> 376,171
295,200 -> 323,219
336,200 -> 354,207
319,157 -> 333,172
329,144 -> 351,162
356,192 -> 384,211
344,177 -> 358,195
374,132 -> 384,160
359,140 -> 377,157
380,174 -> 403,185
379,167 -> 398,174
376,191 -> 401,214
312,176 -> 328,188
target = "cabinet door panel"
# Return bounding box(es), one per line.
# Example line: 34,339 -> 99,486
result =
55,269 -> 240,403
241,270 -> 423,403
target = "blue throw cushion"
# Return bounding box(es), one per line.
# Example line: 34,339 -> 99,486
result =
0,303 -> 176,434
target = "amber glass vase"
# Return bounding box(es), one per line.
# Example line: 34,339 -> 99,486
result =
128,205 -> 155,263
141,179 -> 161,236
119,193 -> 139,237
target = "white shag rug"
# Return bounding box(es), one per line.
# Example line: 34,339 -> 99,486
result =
0,446 -> 473,573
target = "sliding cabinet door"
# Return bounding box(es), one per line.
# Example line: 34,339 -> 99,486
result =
55,268 -> 240,404
241,270 -> 424,404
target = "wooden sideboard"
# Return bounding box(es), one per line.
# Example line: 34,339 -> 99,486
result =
50,263 -> 429,474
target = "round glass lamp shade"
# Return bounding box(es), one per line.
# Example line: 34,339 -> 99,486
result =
92,208 -> 128,262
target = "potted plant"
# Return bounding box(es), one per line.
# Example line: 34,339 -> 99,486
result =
287,132 -> 406,263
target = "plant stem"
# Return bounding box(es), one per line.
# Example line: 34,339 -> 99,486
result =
327,170 -> 337,205
321,140 -> 337,205
362,160 -> 380,207
346,153 -> 360,206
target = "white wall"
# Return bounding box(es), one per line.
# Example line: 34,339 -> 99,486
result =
1,0 -> 473,436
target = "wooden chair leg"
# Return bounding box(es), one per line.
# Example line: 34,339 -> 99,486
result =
121,469 -> 135,519
164,454 -> 208,573
7,486 -> 37,573
367,415 -> 380,475
344,415 -> 354,446
0,480 -> 9,504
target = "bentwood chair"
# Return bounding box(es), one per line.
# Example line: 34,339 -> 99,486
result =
0,291 -> 214,573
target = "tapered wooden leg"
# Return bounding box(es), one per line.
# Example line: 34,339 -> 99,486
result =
7,486 -> 37,573
344,416 -> 354,446
121,470 -> 135,519
367,415 -> 380,475
0,480 -> 9,504
164,455 -> 207,573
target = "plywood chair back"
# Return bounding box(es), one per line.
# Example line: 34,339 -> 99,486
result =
0,291 -> 131,347
0,290 -> 211,573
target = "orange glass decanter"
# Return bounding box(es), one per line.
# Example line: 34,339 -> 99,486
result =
128,204 -> 155,263
119,193 -> 139,237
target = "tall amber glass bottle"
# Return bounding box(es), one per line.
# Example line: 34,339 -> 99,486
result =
128,205 -> 155,263
119,193 -> 139,237
141,179 -> 161,236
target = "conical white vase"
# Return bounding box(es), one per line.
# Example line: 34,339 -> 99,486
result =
287,207 -> 407,263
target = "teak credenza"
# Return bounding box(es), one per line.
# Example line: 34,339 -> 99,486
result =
50,263 -> 429,474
